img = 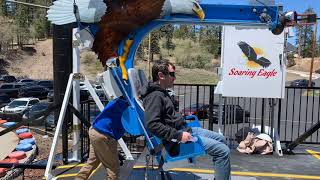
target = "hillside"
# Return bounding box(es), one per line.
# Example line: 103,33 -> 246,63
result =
288,58 -> 320,72
1,39 -> 218,84
1,39 -> 319,83
5,39 -> 54,80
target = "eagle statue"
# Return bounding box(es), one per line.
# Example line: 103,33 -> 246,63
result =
47,0 -> 205,67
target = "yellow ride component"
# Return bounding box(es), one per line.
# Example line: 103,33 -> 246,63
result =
119,39 -> 134,80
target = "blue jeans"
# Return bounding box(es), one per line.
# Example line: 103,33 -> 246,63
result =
191,127 -> 231,180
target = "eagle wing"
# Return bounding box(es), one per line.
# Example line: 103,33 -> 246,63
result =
237,41 -> 257,61
255,57 -> 271,68
93,0 -> 165,65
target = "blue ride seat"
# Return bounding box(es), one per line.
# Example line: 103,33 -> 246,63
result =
126,68 -> 205,166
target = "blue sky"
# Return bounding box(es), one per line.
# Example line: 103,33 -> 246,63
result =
201,0 -> 320,45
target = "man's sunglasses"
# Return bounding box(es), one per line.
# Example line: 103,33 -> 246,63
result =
168,72 -> 175,77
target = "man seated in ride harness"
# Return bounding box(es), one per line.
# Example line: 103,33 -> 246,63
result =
142,60 -> 231,180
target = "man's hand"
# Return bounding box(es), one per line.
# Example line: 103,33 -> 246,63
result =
180,132 -> 192,143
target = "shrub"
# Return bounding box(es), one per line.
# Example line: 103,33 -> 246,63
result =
287,54 -> 296,67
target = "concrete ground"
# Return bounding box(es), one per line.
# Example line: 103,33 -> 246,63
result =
51,144 -> 320,180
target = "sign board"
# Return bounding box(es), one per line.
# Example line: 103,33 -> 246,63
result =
218,26 -> 286,98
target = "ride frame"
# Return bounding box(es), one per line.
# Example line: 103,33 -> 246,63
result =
44,2 -> 288,179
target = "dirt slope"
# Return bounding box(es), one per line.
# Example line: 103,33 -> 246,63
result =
288,58 -> 320,72
7,39 -> 53,80
3,39 -> 319,82
5,39 -> 103,80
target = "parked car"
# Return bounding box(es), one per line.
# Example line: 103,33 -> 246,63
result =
180,103 -> 250,123
79,82 -> 87,91
44,113 -> 56,131
180,103 -> 209,119
22,102 -> 53,126
0,83 -> 26,98
0,93 -> 10,108
92,84 -> 105,97
37,80 -> 53,90
290,79 -> 315,87
212,104 -> 250,124
18,85 -> 49,99
47,90 -> 54,102
0,75 -> 17,83
47,89 -> 89,102
0,97 -> 40,121
17,79 -> 37,84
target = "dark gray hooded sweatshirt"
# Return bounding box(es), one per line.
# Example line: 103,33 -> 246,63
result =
142,82 -> 192,146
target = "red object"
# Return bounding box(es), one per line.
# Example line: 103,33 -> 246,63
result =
18,132 -> 33,139
0,120 -> 7,124
8,151 -> 26,160
0,168 -> 6,177
0,158 -> 19,177
0,158 -> 19,164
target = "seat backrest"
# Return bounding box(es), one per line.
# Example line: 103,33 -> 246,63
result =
128,68 -> 148,109
96,69 -> 123,100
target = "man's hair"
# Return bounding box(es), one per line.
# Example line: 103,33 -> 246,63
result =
152,59 -> 175,82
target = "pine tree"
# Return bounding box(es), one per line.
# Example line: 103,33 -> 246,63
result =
161,24 -> 175,56
174,25 -> 189,39
0,0 -> 7,16
199,25 -> 221,58
295,8 -> 316,58
32,0 -> 51,38
14,2 -> 31,47
317,36 -> 320,57
149,30 -> 161,61
136,44 -> 144,60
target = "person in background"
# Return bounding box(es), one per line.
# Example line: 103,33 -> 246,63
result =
76,98 -> 128,180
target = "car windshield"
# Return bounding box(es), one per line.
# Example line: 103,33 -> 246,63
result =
8,100 -> 28,107
31,103 -> 49,111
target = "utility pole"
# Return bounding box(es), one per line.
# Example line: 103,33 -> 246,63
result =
148,33 -> 151,81
298,25 -> 302,58
308,22 -> 318,87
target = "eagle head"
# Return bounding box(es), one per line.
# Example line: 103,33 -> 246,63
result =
164,0 -> 205,20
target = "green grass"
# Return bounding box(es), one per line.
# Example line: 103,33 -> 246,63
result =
135,61 -> 218,85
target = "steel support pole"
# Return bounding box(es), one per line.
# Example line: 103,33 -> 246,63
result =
53,24 -> 73,164
70,28 -> 81,162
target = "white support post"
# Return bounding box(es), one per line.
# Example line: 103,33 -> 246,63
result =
45,74 -> 74,180
83,79 -> 104,110
274,128 -> 283,156
70,28 -> 81,162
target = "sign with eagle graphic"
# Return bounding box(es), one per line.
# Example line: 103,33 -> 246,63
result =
219,26 -> 286,98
